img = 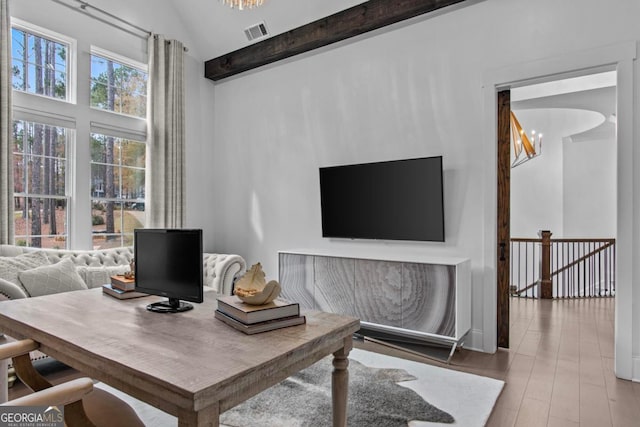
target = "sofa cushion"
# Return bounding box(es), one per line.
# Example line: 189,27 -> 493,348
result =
18,258 -> 88,297
76,265 -> 130,289
0,252 -> 51,295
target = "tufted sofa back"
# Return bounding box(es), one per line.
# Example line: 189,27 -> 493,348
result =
0,245 -> 246,296
0,245 -> 133,267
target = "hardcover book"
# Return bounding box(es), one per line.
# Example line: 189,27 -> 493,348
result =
214,310 -> 306,335
110,275 -> 136,291
216,295 -> 299,324
102,284 -> 147,300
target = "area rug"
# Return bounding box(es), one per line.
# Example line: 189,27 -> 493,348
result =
95,348 -> 504,427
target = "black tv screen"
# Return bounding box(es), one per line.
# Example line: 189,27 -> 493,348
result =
134,228 -> 203,313
319,156 -> 444,242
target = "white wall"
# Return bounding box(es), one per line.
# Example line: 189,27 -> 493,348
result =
210,0 -> 640,379
510,107 -> 613,239
563,136 -> 617,238
11,0 -> 640,380
510,109 -> 565,239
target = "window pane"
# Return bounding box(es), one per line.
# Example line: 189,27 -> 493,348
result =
13,154 -> 26,194
90,81 -> 109,110
91,133 -> 145,247
13,121 -> 67,196
91,201 -> 140,249
14,197 -> 67,248
11,59 -> 26,91
11,27 -> 69,100
121,140 -> 145,168
90,54 -> 147,118
12,120 -> 69,248
121,167 -> 144,200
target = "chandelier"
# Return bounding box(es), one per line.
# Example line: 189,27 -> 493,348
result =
510,111 -> 542,168
220,0 -> 265,10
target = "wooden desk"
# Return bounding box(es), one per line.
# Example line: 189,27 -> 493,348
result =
0,289 -> 360,426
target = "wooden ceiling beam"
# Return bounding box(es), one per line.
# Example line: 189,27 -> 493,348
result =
205,0 -> 469,81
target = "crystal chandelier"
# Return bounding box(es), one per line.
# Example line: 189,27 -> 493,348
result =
220,0 -> 265,10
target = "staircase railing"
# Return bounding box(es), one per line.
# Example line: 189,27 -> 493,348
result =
510,230 -> 615,298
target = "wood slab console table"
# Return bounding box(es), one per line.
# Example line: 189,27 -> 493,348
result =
0,289 -> 360,427
279,250 -> 471,362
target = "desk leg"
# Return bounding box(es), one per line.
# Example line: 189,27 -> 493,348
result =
332,336 -> 353,427
178,402 -> 219,427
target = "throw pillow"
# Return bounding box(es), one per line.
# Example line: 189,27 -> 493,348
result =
0,252 -> 51,294
18,258 -> 88,297
76,265 -> 130,289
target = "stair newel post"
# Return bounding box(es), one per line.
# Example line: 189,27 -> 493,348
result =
539,230 -> 553,299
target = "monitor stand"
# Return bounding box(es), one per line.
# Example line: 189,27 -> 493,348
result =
146,298 -> 193,313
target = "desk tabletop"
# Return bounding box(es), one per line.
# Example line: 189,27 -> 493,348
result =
0,289 -> 360,415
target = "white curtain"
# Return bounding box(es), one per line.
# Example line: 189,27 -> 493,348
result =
0,0 -> 13,244
146,34 -> 186,229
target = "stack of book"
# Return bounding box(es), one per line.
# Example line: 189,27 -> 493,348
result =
215,295 -> 305,334
102,275 -> 147,300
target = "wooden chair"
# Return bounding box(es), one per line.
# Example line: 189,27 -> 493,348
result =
0,339 -> 144,427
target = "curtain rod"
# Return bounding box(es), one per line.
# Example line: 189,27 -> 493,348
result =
50,0 -> 150,39
50,0 -> 189,51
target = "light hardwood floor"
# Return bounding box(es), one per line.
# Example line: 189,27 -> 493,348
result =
10,297 -> 639,426
358,296 -> 640,427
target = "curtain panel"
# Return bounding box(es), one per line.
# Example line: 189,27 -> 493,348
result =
146,34 -> 186,229
0,0 -> 14,244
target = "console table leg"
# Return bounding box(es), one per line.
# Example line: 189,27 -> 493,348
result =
332,337 -> 353,427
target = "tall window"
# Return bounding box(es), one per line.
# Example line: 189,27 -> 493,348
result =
10,19 -> 147,249
12,121 -> 69,248
89,51 -> 147,249
90,134 -> 145,248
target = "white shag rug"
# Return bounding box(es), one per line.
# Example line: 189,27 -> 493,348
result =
95,348 -> 504,427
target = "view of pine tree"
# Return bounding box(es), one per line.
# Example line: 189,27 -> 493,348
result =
105,61 -> 116,235
11,28 -> 67,98
31,37 -> 43,247
10,29 -> 69,247
10,27 -> 145,249
90,55 -> 147,242
90,55 -> 147,117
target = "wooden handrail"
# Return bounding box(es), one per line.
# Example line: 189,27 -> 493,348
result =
510,238 -> 542,243
550,238 -> 615,243
510,233 -> 616,299
551,241 -> 615,277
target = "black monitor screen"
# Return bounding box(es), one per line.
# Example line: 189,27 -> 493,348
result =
134,228 -> 203,313
319,156 -> 445,242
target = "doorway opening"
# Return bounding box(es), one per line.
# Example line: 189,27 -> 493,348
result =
497,68 -> 618,348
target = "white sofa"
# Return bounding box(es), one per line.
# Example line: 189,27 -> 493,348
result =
0,244 -> 247,299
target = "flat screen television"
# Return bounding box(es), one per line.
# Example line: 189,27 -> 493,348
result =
134,228 -> 203,313
319,156 -> 445,242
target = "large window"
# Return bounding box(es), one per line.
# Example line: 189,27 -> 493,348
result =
90,134 -> 145,248
89,51 -> 147,248
11,26 -> 68,100
90,52 -> 147,118
10,19 -> 148,250
12,120 -> 69,248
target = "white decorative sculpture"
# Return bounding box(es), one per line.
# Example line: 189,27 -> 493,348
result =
233,263 -> 281,305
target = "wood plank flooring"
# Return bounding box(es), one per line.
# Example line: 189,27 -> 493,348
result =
357,296 -> 640,427
9,297 -> 638,426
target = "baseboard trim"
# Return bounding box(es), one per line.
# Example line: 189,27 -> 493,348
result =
464,328 -> 485,353
632,356 -> 640,382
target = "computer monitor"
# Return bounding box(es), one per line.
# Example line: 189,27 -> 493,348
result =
134,228 -> 203,313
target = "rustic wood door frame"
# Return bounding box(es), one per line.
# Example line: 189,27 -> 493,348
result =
496,90 -> 511,348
